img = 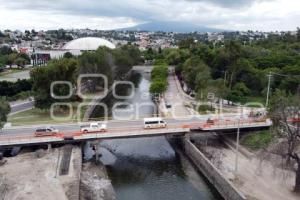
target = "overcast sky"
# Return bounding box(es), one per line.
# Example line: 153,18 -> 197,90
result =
0,0 -> 299,31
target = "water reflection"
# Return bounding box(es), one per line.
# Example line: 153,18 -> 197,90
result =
85,71 -> 220,200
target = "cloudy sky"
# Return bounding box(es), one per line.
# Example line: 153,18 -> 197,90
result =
0,0 -> 299,31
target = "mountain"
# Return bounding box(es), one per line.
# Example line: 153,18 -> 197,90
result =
117,21 -> 225,33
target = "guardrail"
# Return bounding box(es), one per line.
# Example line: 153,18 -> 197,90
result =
199,118 -> 272,130
0,124 -> 191,146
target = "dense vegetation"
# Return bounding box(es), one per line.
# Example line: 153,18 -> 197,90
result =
0,46 -> 30,70
147,29 -> 300,104
0,99 -> 10,129
31,45 -> 141,109
150,60 -> 168,95
0,79 -> 32,100
241,130 -> 274,150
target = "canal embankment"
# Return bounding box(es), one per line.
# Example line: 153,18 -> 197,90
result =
183,137 -> 246,200
188,133 -> 299,200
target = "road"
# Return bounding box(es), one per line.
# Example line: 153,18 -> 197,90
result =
0,69 -> 30,82
1,117 -> 206,136
164,74 -> 191,117
2,71 -> 253,136
9,100 -> 34,115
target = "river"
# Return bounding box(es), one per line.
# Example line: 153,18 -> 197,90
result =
84,71 -> 221,200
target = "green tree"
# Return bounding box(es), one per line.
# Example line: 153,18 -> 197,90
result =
63,52 -> 73,59
150,80 -> 167,94
178,37 -> 195,49
269,90 -> 300,192
14,57 -> 27,68
150,62 -> 168,95
225,40 -> 242,89
0,46 -> 13,55
183,56 -> 211,96
0,59 -> 5,72
0,99 -> 10,129
7,53 -> 17,68
31,58 -> 77,109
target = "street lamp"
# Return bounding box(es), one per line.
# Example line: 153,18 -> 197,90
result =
235,118 -> 240,178
266,72 -> 272,107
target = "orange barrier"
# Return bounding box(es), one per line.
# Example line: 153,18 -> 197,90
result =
288,118 -> 300,122
0,119 -> 271,143
181,124 -> 191,128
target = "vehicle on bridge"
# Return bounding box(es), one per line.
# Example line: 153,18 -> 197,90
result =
80,122 -> 107,133
144,117 -> 167,129
34,127 -> 59,137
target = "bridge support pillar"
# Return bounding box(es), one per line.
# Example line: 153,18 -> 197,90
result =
47,144 -> 52,152
184,133 -> 190,141
91,140 -> 101,164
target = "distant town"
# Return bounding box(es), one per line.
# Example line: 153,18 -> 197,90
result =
0,28 -> 298,64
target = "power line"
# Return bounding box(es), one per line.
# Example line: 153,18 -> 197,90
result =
271,72 -> 300,77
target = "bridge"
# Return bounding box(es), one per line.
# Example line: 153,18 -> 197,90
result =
0,117 -> 272,147
1,66 -> 273,148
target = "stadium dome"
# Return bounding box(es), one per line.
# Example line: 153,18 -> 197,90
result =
62,37 -> 116,50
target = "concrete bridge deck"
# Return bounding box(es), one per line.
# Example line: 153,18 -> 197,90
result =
0,125 -> 190,147
0,117 -> 272,147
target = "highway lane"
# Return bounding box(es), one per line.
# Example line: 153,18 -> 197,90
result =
1,117 -> 206,136
1,112 -> 252,137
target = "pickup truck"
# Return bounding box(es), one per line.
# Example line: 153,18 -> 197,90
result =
80,122 -> 107,133
34,127 -> 59,137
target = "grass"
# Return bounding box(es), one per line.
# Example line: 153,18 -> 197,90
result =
0,69 -> 24,77
241,130 -> 274,151
198,104 -> 216,114
8,99 -> 107,126
8,107 -> 79,126
244,96 -> 265,107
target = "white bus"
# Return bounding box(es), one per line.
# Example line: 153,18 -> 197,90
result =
143,117 -> 167,129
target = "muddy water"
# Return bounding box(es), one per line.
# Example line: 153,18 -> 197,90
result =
84,71 -> 220,200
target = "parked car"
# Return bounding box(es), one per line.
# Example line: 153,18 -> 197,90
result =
34,127 -> 59,137
80,122 -> 107,133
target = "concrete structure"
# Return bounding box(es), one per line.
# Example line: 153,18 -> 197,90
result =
0,117 -> 272,147
0,125 -> 190,147
184,138 -> 246,200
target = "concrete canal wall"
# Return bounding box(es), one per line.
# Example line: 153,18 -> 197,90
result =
183,138 -> 246,200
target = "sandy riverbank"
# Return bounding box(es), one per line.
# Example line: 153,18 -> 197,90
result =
0,146 -> 81,200
0,145 -> 116,200
194,138 -> 299,200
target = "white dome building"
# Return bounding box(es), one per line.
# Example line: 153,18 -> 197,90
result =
33,37 -> 116,63
63,37 -> 116,50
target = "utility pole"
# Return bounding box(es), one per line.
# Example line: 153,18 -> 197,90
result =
266,72 -> 272,108
224,70 -> 227,87
235,118 -> 240,179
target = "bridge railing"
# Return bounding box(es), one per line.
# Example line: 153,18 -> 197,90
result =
199,118 -> 272,130
0,124 -> 191,145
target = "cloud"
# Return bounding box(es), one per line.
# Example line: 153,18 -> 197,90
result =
184,0 -> 272,8
0,0 -> 299,31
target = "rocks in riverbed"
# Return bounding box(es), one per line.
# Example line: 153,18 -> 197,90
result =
80,162 -> 116,200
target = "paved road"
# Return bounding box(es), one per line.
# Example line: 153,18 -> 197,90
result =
9,100 -> 34,115
164,74 -> 191,117
1,117 -> 208,136
0,70 -> 30,82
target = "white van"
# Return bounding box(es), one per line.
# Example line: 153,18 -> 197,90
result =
143,117 -> 167,129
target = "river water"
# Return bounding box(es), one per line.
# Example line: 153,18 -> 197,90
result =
85,71 -> 221,200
